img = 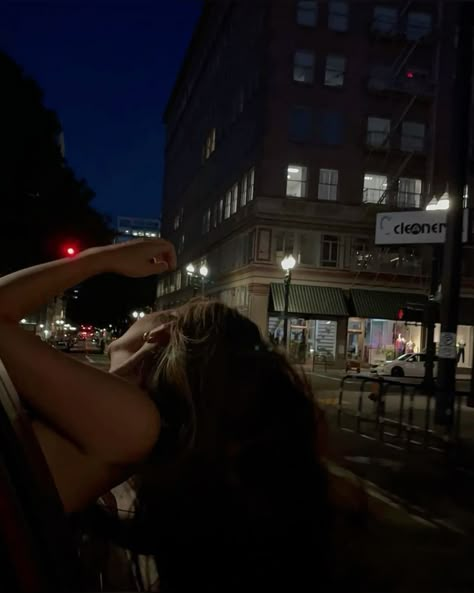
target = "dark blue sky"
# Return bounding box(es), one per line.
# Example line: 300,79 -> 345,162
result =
1,0 -> 202,222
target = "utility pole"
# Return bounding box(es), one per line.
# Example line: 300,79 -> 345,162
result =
423,245 -> 441,393
435,2 -> 474,426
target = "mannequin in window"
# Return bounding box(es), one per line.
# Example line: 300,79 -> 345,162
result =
406,339 -> 415,354
395,334 -> 406,356
457,339 -> 466,363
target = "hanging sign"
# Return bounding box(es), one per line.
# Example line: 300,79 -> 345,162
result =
375,210 -> 469,245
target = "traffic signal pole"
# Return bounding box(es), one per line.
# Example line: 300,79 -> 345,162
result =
435,2 -> 474,426
423,245 -> 441,393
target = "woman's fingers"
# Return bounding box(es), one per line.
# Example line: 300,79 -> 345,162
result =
146,323 -> 172,344
111,322 -> 172,380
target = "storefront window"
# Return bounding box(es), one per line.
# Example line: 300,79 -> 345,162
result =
267,317 -> 338,364
348,317 -> 423,365
434,324 -> 472,369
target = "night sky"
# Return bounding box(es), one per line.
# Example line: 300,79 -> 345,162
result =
1,0 -> 202,222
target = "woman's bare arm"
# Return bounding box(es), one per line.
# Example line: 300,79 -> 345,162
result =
0,239 -> 176,511
0,240 -> 174,323
0,320 -> 160,464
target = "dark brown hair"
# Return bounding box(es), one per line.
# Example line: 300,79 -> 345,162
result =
129,300 -> 331,592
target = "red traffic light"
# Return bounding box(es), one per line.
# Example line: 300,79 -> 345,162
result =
62,244 -> 79,257
397,308 -> 404,320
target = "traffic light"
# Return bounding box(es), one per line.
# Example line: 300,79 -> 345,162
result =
397,303 -> 425,323
62,244 -> 79,258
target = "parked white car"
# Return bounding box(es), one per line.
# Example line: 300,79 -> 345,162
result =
375,353 -> 438,378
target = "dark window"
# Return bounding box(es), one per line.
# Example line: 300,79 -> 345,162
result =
324,55 -> 346,87
297,0 -> 318,26
373,6 -> 398,34
293,51 -> 315,83
318,111 -> 344,145
406,12 -> 432,40
289,107 -> 313,142
328,1 -> 349,31
321,235 -> 339,267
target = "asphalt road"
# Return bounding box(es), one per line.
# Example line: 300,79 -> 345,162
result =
68,351 -> 110,370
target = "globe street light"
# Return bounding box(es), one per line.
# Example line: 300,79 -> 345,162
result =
199,264 -> 209,295
426,191 -> 450,211
187,263 -> 210,296
281,255 -> 296,349
132,311 -> 139,319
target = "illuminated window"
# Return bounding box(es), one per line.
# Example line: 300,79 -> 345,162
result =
367,116 -> 391,148
363,173 -> 387,203
231,183 -> 239,214
248,167 -> 255,201
398,177 -> 422,208
204,128 -> 216,159
224,190 -> 231,219
286,165 -> 308,198
318,169 -> 338,201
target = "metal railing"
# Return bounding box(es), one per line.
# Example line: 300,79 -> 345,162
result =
337,374 -> 466,453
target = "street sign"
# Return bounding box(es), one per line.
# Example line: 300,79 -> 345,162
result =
438,332 -> 457,359
375,210 -> 469,245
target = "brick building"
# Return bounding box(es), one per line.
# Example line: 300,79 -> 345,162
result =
157,0 -> 474,369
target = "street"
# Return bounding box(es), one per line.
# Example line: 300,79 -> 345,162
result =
69,351 -> 109,370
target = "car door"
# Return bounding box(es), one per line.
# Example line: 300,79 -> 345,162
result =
411,354 -> 426,377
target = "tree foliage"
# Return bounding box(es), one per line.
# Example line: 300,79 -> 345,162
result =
0,51 -> 114,273
1,52 -> 158,325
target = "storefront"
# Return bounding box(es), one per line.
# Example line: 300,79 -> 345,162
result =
348,289 -> 425,366
268,283 -> 348,366
348,290 -> 474,368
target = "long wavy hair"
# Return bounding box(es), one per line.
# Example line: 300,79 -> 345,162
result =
94,300 -> 330,592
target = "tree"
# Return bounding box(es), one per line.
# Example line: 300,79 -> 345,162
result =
0,51 -> 114,273
0,52 -> 159,326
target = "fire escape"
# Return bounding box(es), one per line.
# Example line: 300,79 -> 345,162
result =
352,0 -> 442,287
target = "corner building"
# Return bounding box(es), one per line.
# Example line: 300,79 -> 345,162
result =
158,0 -> 474,369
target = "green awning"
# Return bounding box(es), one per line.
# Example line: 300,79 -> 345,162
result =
270,284 -> 348,317
350,289 -> 426,320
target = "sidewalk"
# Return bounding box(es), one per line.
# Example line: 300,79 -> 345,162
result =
326,415 -> 474,535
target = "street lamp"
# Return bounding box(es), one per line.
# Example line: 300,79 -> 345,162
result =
199,264 -> 209,295
186,263 -> 210,296
281,255 -> 296,349
132,311 -> 139,319
426,191 -> 450,211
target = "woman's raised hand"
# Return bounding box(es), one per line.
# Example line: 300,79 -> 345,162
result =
87,239 -> 177,278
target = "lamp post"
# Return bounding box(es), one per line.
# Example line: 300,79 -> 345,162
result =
422,195 -> 448,393
186,263 -> 210,296
199,264 -> 209,296
281,255 -> 296,350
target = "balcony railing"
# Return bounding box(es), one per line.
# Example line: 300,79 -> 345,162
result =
362,190 -> 421,209
368,70 -> 435,98
349,250 -> 422,276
